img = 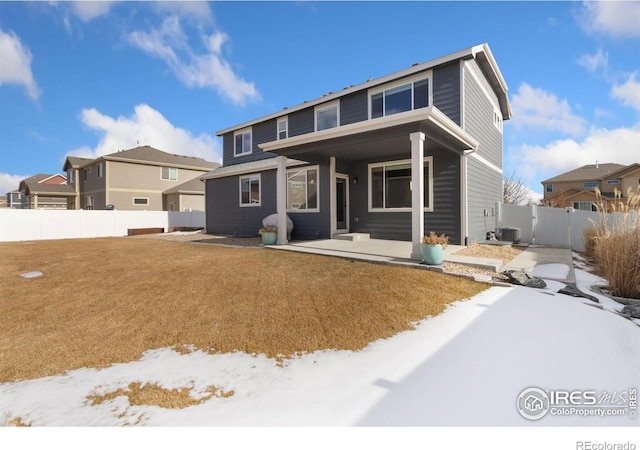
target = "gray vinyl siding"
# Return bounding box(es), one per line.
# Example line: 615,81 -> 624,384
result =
466,155 -> 501,243
340,91 -> 368,126
204,165 -> 331,240
288,108 -> 314,137
433,62 -> 461,125
463,61 -> 503,168
347,150 -> 461,244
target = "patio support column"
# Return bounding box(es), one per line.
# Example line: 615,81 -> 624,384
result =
276,155 -> 288,245
410,132 -> 425,261
329,156 -> 336,238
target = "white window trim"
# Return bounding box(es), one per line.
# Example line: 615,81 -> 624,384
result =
234,127 -> 253,157
239,173 -> 261,207
493,108 -> 503,133
367,71 -> 433,120
314,101 -> 340,132
367,156 -> 433,213
286,165 -> 320,213
133,197 -> 149,206
161,167 -> 178,181
97,163 -> 103,178
277,117 -> 288,140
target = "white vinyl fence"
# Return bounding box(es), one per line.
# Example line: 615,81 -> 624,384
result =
496,203 -> 637,252
0,209 -> 205,242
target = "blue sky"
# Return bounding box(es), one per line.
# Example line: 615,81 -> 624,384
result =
1,1 -> 640,201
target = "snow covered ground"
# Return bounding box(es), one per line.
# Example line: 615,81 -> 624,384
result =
1,262 -> 638,447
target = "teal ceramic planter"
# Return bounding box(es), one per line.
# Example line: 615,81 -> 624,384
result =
421,243 -> 444,265
261,232 -> 277,245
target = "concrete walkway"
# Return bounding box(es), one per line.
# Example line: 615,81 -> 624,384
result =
502,245 -> 576,284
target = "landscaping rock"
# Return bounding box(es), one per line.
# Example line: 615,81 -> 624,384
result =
558,285 -> 600,303
501,270 -> 547,289
622,305 -> 640,319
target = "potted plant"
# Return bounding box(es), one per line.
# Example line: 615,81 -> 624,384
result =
259,225 -> 278,245
421,231 -> 448,265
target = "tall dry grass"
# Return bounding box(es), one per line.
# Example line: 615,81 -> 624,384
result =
586,187 -> 640,299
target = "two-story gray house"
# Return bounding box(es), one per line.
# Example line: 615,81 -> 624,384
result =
202,43 -> 511,260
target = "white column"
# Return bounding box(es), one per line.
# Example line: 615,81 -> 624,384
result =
276,155 -> 288,245
329,156 -> 336,238
410,132 -> 425,260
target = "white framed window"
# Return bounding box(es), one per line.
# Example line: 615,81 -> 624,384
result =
369,73 -> 431,119
573,201 -> 597,212
493,109 -> 503,132
368,157 -> 433,212
162,167 -> 177,181
606,179 -> 620,185
83,168 -> 89,181
234,127 -> 252,156
315,102 -> 339,132
583,181 -> 598,189
97,163 -> 103,178
546,184 -> 553,193
133,197 -> 149,206
277,117 -> 288,140
287,166 -> 319,212
69,170 -> 74,184
239,174 -> 261,206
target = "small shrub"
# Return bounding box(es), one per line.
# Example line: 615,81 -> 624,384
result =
582,225 -> 598,260
422,231 -> 448,249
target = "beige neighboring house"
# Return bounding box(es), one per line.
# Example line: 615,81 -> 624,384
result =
542,163 -> 640,211
13,174 -> 76,209
62,146 -> 220,211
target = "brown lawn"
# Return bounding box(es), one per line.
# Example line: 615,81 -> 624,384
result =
0,238 -> 487,383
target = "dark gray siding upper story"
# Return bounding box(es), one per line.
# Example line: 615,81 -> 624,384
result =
347,150 -> 461,244
222,119 -> 279,167
288,108 -> 315,137
466,156 -> 501,243
433,62 -> 461,125
205,165 -> 331,240
463,60 -> 503,169
340,91 -> 369,126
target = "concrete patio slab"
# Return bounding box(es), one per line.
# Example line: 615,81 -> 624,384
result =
501,245 -> 575,283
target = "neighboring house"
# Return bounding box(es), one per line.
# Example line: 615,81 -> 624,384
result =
202,43 -> 511,259
542,163 -> 640,211
62,146 -> 219,211
14,174 -> 75,209
0,195 -> 7,208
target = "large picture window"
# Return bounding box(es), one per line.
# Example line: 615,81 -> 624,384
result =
239,174 -> 261,206
234,128 -> 252,156
368,157 -> 433,212
371,76 -> 430,119
287,167 -> 319,212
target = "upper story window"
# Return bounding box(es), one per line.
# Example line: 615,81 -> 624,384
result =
493,109 -> 503,132
606,179 -> 620,185
162,167 -> 177,181
370,75 -> 430,119
277,118 -> 288,140
83,168 -> 88,181
97,163 -> 103,178
234,127 -> 252,156
68,170 -> 74,184
315,102 -> 339,131
546,184 -> 553,193
583,181 -> 598,189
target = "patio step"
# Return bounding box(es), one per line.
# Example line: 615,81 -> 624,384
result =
333,233 -> 370,242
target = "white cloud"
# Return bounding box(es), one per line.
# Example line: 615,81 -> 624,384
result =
0,173 -> 29,196
154,1 -> 213,21
611,72 -> 640,112
579,1 -> 640,38
70,1 -> 114,22
509,83 -> 587,137
0,28 -> 40,101
67,104 -> 221,163
127,16 -> 259,106
515,124 -> 640,180
577,49 -> 608,74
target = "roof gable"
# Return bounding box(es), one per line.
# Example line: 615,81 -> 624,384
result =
102,146 -> 220,171
542,163 -> 628,184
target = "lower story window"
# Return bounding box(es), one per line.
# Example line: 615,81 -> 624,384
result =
573,201 -> 597,212
287,167 -> 318,211
85,196 -> 94,210
369,157 -> 433,212
239,174 -> 261,206
133,197 -> 149,206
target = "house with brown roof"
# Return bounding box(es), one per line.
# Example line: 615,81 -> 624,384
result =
542,163 -> 640,211
62,146 -> 220,211
13,174 -> 76,209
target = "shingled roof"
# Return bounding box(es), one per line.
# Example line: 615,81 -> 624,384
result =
101,146 -> 219,171
163,177 -> 205,195
542,163 -> 628,184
